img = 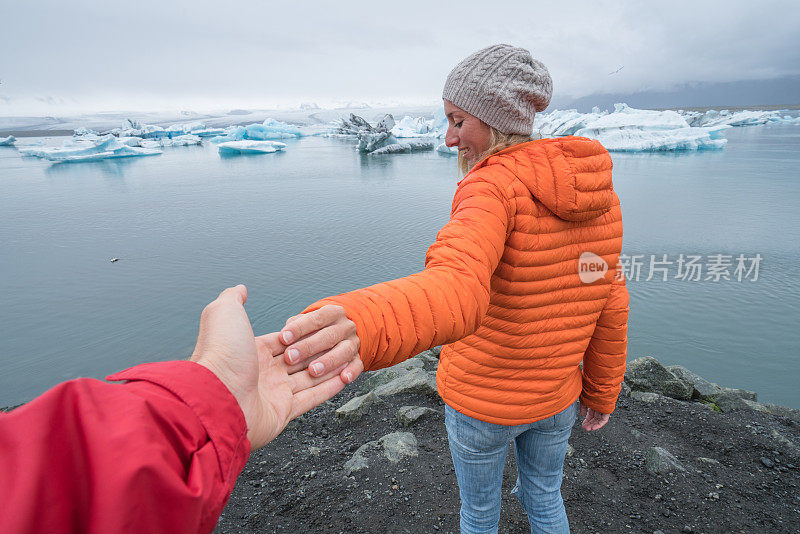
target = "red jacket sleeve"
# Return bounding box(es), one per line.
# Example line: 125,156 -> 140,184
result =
580,275 -> 630,414
0,360 -> 250,534
302,175 -> 512,371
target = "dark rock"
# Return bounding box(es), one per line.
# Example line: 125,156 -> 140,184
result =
711,390 -> 752,413
343,432 -> 418,476
359,359 -> 424,393
372,368 -> 437,398
763,403 -> 800,423
667,365 -> 721,400
335,391 -> 381,422
625,357 -> 692,401
397,406 -> 438,427
646,446 -> 686,474
718,386 -> 757,402
631,391 -> 666,403
761,457 -> 775,468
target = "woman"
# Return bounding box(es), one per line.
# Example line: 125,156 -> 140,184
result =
280,44 -> 629,533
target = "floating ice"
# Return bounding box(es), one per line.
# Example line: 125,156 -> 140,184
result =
330,113 -> 406,153
0,135 -> 16,146
390,111 -> 447,138
73,127 -> 99,137
191,128 -> 227,138
140,134 -> 202,148
535,107 -> 608,136
106,119 -> 168,139
436,143 -> 457,155
332,113 -> 394,138
578,125 -> 729,152
679,109 -> 797,127
18,135 -> 161,162
571,103 -> 728,152
211,119 -> 303,143
370,140 -> 435,155
357,131 -> 395,152
217,140 -> 287,155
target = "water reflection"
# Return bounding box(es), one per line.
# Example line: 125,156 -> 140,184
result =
45,157 -> 139,178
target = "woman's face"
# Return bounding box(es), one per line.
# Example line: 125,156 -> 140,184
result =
444,99 -> 493,166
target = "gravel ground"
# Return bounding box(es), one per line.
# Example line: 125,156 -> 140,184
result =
215,369 -> 800,534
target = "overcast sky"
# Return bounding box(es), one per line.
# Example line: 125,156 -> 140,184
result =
1,0 -> 799,114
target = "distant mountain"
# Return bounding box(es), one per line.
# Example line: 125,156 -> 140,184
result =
549,75 -> 800,112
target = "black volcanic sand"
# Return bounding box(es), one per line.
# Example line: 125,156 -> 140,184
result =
215,379 -> 800,533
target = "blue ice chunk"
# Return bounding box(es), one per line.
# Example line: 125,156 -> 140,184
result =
217,140 -> 287,155
18,135 -> 161,162
0,135 -> 16,146
211,119 -> 303,143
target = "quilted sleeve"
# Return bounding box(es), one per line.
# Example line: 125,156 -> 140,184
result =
580,275 -> 630,414
302,176 -> 512,371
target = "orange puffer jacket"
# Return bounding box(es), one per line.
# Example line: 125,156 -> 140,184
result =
305,136 -> 629,425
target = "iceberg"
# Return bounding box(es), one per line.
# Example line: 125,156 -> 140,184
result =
108,119 -> 168,139
140,134 -> 202,148
534,107 -> 608,136
73,127 -> 99,137
436,143 -> 457,156
211,119 -> 304,143
18,135 -> 161,162
679,109 -> 797,127
390,111 -> 447,138
577,125 -> 729,152
217,140 -> 286,155
370,140 -> 435,155
572,103 -> 728,152
0,135 -> 16,146
332,113 -> 394,137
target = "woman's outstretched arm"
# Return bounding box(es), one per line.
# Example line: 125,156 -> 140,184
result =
280,174 -> 513,382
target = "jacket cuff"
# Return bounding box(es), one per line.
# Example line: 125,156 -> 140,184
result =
579,392 -> 618,415
107,360 -> 251,483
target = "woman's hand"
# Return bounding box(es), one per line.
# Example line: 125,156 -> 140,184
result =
580,401 -> 610,431
190,286 -> 350,449
280,305 -> 364,384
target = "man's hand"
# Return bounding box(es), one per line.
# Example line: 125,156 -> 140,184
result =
190,285 -> 349,449
580,401 -> 610,431
279,305 -> 364,384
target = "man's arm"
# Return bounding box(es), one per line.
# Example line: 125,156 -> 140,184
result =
0,285 -> 348,534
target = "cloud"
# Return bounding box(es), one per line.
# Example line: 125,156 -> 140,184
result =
1,0 -> 798,113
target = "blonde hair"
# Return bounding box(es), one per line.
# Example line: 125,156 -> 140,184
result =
457,127 -> 537,176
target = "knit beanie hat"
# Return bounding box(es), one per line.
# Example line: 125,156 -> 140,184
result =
442,44 -> 552,135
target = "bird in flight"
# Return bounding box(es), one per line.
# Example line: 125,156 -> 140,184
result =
608,66 -> 624,75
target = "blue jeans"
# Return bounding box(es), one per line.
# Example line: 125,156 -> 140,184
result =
445,402 -> 578,534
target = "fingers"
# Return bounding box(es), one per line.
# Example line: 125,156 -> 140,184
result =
290,375 -> 348,419
284,323 -> 352,367
305,339 -> 361,377
219,284 -> 247,305
581,409 -> 610,431
255,332 -> 284,359
288,363 -> 347,393
280,305 -> 347,346
340,356 -> 364,384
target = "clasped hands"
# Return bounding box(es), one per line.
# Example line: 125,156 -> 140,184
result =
191,285 -> 606,451
190,286 -> 363,450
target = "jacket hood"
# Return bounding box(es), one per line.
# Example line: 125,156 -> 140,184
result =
469,136 -> 615,222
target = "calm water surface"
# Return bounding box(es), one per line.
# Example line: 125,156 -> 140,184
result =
1,125 -> 798,407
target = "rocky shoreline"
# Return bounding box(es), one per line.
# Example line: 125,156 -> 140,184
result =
215,352 -> 800,533
4,353 -> 797,532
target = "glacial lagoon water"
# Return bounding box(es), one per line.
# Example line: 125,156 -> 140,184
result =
1,125 -> 799,408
